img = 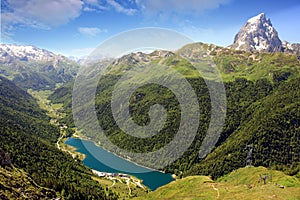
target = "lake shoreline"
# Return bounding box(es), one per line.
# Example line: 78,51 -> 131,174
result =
71,133 -> 174,175
65,136 -> 176,190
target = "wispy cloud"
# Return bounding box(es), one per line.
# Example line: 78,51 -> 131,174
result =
1,0 -> 137,38
1,0 -> 83,37
83,0 -> 108,12
78,27 -> 108,37
107,0 -> 137,15
2,0 -> 83,27
82,0 -> 137,15
1,0 -> 232,41
135,0 -> 232,16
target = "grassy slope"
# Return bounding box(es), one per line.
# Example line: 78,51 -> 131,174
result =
134,167 -> 300,200
0,166 -> 57,200
178,43 -> 300,81
92,176 -> 148,199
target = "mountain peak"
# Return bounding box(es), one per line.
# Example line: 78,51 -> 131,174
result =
0,43 -> 79,90
0,44 -> 56,62
247,13 -> 266,24
230,13 -> 282,52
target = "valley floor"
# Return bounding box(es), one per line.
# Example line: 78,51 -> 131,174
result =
29,90 -> 300,200
29,90 -> 148,199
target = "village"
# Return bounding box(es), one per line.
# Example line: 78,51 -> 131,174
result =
92,169 -> 148,196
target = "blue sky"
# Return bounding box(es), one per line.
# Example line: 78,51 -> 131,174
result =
1,0 -> 300,57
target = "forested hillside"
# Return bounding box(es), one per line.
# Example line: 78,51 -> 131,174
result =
185,77 -> 300,178
50,43 -> 300,180
0,76 -> 118,199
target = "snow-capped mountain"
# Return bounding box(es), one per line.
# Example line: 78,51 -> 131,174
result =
0,44 -> 79,90
0,44 -> 71,65
230,13 -> 282,52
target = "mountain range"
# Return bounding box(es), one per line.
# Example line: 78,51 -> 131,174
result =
0,13 -> 299,200
0,13 -> 299,87
0,44 -> 79,90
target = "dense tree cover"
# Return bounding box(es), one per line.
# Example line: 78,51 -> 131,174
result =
48,81 -> 75,132
0,57 -> 79,90
0,77 -> 58,142
185,78 -> 300,178
89,75 -> 284,173
0,77 -> 118,199
50,48 -> 300,180
53,74 -> 299,178
49,81 -> 73,107
0,129 -> 117,199
0,149 -> 11,167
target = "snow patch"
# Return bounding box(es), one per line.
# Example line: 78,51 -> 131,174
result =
0,44 -> 57,61
236,41 -> 245,50
247,13 -> 265,24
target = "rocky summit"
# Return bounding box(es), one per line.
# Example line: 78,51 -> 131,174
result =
230,13 -> 282,52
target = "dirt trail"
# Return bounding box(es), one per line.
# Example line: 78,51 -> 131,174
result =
211,184 -> 220,199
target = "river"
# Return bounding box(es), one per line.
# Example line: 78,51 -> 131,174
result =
65,137 -> 174,190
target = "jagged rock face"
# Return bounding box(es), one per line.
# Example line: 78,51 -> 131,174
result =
282,41 -> 300,55
231,13 -> 282,52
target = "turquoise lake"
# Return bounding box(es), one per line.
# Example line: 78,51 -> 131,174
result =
65,137 -> 174,190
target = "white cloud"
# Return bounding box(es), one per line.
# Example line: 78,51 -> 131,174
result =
83,0 -> 108,11
135,0 -> 231,16
82,0 -> 136,15
78,27 -> 108,37
3,0 -> 83,27
1,0 -> 233,41
0,0 -> 137,39
82,6 -> 97,12
107,0 -> 137,15
1,0 -> 83,37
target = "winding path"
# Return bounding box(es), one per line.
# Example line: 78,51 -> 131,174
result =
211,184 -> 220,199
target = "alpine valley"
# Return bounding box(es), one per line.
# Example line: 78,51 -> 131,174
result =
0,13 -> 299,200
